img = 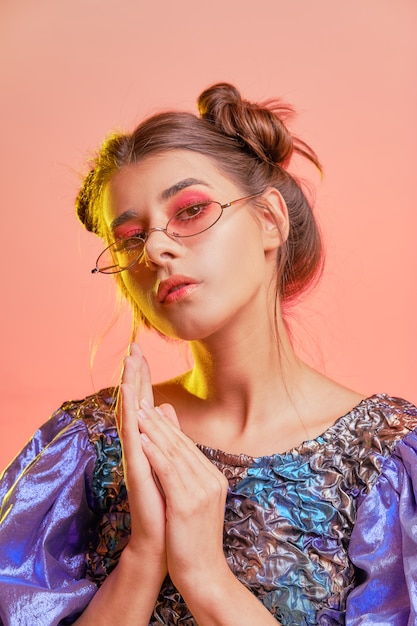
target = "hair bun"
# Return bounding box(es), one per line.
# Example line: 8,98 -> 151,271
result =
197,82 -> 295,166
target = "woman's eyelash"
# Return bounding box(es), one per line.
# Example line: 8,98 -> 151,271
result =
175,199 -> 210,210
117,229 -> 146,240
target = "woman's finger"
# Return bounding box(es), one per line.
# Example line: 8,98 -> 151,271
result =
117,348 -> 155,486
130,343 -> 154,409
157,403 -> 181,428
116,347 -> 168,559
137,402 -> 226,494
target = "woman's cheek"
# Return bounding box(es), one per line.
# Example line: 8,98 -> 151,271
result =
121,273 -> 171,334
122,273 -> 150,310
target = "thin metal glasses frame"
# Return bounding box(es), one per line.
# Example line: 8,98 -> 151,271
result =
92,192 -> 263,274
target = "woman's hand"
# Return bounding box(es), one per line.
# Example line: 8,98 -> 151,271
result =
117,344 -> 279,625
117,343 -> 167,569
136,397 -> 230,594
74,344 -> 178,625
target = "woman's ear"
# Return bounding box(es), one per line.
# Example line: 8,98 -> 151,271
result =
258,188 -> 289,252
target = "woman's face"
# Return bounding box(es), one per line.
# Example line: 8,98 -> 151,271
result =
102,150 -> 280,342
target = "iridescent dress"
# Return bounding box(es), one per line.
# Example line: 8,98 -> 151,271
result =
0,390 -> 416,625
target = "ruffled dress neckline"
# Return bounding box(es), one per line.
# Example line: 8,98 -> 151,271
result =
196,393 -> 391,465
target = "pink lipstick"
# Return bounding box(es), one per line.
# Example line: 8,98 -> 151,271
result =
157,275 -> 200,304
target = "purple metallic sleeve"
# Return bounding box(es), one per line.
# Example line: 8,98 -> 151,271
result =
0,409 -> 98,625
346,431 -> 417,625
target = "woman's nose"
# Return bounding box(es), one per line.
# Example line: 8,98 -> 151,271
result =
141,227 -> 181,267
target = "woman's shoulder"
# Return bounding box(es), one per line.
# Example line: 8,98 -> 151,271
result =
301,368 -> 417,452
59,386 -> 119,437
342,393 -> 417,441
315,392 -> 417,464
1,387 -> 119,494
307,393 -> 416,498
360,393 -> 417,474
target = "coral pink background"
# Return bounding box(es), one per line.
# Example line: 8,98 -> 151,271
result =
1,0 -> 416,471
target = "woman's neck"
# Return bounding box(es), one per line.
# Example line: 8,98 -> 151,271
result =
153,308 -> 365,456
184,313 -> 304,425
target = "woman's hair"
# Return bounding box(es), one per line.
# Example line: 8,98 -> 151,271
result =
76,82 -> 324,326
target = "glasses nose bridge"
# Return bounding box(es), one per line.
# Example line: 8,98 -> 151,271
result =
145,224 -> 179,246
141,224 -> 180,263
146,225 -> 169,240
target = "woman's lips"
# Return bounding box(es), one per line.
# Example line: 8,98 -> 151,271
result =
157,276 -> 200,304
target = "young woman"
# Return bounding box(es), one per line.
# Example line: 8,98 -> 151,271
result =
0,83 -> 416,626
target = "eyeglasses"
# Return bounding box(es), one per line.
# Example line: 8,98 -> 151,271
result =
92,192 -> 263,274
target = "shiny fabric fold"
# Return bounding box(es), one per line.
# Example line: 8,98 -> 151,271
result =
0,407 -> 99,625
0,390 -> 416,625
346,431 -> 417,624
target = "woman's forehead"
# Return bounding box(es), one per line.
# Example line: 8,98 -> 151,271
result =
106,150 -> 239,202
102,150 -> 241,224
119,150 -> 229,182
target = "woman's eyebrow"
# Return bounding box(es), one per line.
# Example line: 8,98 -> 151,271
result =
110,178 -> 213,231
110,210 -> 140,231
158,178 -> 212,202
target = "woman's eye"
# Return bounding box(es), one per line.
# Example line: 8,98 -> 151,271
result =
115,232 -> 146,252
129,231 -> 147,242
176,203 -> 209,221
